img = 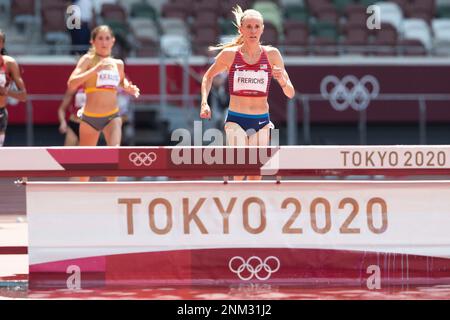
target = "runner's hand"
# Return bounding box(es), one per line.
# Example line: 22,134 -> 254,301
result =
272,65 -> 287,87
124,81 -> 140,98
95,58 -> 114,72
0,86 -> 8,96
200,103 -> 211,119
59,121 -> 68,134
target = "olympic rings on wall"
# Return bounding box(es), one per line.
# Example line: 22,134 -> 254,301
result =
320,75 -> 380,111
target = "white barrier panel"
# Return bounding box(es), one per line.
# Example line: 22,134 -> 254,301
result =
2,146 -> 450,177
27,181 -> 450,287
261,145 -> 450,172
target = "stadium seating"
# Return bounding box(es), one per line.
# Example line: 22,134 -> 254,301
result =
219,19 -> 237,36
2,0 -> 450,57
221,0 -> 253,18
253,1 -> 283,33
135,38 -> 159,57
193,0 -> 221,12
333,0 -> 355,14
130,17 -> 159,43
101,3 -> 128,23
375,1 -> 404,31
191,22 -> 219,55
129,1 -> 159,22
437,2 -> 450,18
160,33 -> 190,57
260,21 -> 279,45
398,38 -> 427,55
370,22 -> 398,55
0,0 -> 10,19
41,2 -> 71,47
160,17 -> 188,36
11,0 -> 37,28
283,20 -> 309,55
404,1 -> 435,23
311,37 -> 338,55
402,18 -> 433,51
283,4 -> 309,23
280,0 -> 304,6
432,17 -> 450,55
432,17 -> 450,40
161,1 -> 189,20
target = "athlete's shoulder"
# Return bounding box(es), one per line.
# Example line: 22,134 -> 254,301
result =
263,46 -> 281,56
2,56 -> 21,72
264,46 -> 284,66
221,46 -> 239,54
2,55 -> 17,65
217,47 -> 238,59
81,53 -> 94,60
78,53 -> 94,65
214,48 -> 237,65
113,58 -> 124,66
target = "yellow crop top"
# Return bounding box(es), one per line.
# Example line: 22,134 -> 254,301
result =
84,54 -> 121,94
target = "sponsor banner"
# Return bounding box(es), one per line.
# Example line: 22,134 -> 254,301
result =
27,180 -> 450,267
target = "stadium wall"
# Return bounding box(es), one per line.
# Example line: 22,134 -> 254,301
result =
8,56 -> 450,125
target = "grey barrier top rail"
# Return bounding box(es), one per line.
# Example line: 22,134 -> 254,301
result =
1,146 -> 450,178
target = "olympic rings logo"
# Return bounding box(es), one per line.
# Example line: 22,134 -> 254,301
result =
128,152 -> 157,167
320,75 -> 380,111
229,256 -> 280,281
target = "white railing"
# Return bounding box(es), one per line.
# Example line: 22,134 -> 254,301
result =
287,93 -> 450,145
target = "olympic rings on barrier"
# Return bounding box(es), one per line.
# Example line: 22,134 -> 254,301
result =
128,152 -> 157,167
320,75 -> 380,111
229,256 -> 281,281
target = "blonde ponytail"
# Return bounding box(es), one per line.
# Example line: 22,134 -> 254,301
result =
208,34 -> 244,51
88,46 -> 96,56
0,29 -> 6,55
209,5 -> 263,51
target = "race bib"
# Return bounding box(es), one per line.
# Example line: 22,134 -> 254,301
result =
0,73 -> 6,87
74,91 -> 86,109
233,70 -> 268,93
96,69 -> 120,88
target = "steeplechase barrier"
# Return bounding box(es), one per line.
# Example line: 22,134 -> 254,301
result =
0,146 -> 449,289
